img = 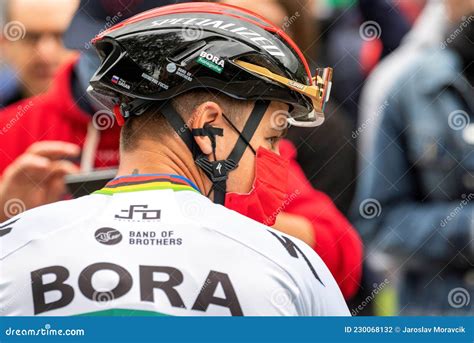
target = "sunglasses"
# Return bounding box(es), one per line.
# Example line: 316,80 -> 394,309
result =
235,60 -> 333,127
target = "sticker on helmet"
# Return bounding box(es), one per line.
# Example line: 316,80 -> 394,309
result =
175,67 -> 193,82
166,63 -> 177,73
111,75 -> 131,90
141,72 -> 169,90
196,51 -> 224,74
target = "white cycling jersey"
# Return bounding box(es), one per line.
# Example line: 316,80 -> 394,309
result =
0,174 -> 349,316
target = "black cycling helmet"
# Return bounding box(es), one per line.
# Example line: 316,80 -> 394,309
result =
87,2 -> 333,204
88,2 -> 332,126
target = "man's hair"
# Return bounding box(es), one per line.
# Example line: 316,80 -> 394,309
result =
120,90 -> 253,151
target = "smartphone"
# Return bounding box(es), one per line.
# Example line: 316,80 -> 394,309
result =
65,169 -> 118,198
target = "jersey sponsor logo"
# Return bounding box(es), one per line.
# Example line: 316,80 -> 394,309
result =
0,227 -> 12,237
151,18 -> 285,57
31,263 -> 243,316
0,218 -> 19,237
129,230 -> 183,246
95,228 -> 122,245
114,205 -> 161,221
268,230 -> 324,286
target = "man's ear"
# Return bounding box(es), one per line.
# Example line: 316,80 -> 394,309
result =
192,101 -> 224,155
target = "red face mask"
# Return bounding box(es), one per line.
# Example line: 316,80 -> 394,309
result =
225,147 -> 289,226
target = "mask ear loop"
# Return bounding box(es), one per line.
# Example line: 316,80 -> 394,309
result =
226,100 -> 269,164
221,114 -> 257,156
192,123 -> 223,161
193,100 -> 270,204
159,100 -> 270,205
192,123 -> 228,199
192,123 -> 236,205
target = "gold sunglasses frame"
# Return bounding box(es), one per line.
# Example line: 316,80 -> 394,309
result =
235,60 -> 333,127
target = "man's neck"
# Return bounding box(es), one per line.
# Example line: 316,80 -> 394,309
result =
117,139 -> 209,194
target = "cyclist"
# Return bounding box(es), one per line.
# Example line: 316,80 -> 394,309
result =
0,2 -> 348,316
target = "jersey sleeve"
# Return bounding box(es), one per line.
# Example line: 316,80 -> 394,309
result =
296,239 -> 351,316
265,228 -> 350,316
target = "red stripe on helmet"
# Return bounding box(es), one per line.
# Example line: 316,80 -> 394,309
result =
92,2 -> 313,82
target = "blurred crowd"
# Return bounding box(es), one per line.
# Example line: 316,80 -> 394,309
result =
0,0 -> 472,315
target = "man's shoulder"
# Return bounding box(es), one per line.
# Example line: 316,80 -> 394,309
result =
195,196 -> 328,283
205,202 -> 349,315
0,195 -> 103,260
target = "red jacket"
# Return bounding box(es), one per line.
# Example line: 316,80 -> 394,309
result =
280,140 -> 363,299
0,60 -> 362,299
0,60 -> 121,172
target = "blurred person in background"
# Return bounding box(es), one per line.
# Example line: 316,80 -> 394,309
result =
353,0 -> 448,317
220,0 -> 363,300
325,0 -> 416,124
351,0 -> 474,315
0,1 -> 15,109
0,0 -> 78,108
0,0 -> 182,220
357,0 -> 448,170
0,66 -> 17,108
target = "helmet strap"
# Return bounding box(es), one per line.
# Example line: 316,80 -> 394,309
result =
159,100 -> 270,205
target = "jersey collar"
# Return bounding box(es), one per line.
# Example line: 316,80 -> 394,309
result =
94,174 -> 201,195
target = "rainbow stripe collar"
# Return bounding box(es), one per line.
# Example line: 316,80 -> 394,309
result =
94,174 -> 201,196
